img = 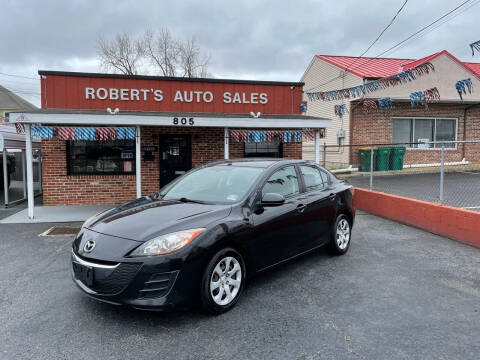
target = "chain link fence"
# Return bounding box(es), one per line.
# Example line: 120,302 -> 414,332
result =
318,140 -> 480,211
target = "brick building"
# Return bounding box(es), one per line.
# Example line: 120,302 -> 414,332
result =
301,50 -> 480,168
8,71 -> 330,212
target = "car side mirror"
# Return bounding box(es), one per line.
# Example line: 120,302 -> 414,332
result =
261,193 -> 285,206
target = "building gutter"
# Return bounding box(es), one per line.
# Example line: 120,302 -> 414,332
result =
7,111 -> 331,129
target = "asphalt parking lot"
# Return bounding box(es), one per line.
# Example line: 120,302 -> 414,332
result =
347,170 -> 480,211
1,212 -> 479,360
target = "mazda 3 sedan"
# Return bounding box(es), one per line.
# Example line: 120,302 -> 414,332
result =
72,159 -> 355,314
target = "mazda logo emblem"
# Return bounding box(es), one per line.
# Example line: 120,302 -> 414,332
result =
84,240 -> 95,253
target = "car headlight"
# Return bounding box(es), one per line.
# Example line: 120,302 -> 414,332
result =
130,228 -> 206,256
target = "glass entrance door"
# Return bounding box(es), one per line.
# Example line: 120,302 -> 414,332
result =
159,135 -> 192,187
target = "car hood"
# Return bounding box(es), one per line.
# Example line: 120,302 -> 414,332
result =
86,197 -> 232,242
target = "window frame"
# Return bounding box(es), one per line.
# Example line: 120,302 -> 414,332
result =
260,165 -> 302,199
66,140 -> 137,176
391,117 -> 458,150
298,165 -> 330,193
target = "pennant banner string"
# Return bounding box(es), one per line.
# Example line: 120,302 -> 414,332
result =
362,97 -> 394,113
410,87 -> 440,108
469,40 -> 480,56
362,100 -> 378,113
455,78 -> 473,101
307,62 -> 435,102
334,104 -> 347,118
378,97 -> 394,109
229,130 -> 324,143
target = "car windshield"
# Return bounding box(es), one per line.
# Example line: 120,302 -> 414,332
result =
159,165 -> 264,204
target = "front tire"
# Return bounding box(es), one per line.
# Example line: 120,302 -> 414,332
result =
201,248 -> 246,314
329,214 -> 351,255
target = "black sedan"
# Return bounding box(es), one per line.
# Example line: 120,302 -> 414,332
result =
72,159 -> 355,314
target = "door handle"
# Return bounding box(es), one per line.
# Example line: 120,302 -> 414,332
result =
329,193 -> 336,201
296,203 -> 306,213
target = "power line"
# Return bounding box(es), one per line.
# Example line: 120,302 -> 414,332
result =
344,0 -> 409,73
0,83 -> 41,94
0,78 -> 41,89
0,86 -> 41,96
382,0 -> 480,57
305,0 -> 474,93
0,72 -> 39,81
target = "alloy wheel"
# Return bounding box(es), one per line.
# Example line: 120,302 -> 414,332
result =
210,256 -> 242,306
336,218 -> 350,250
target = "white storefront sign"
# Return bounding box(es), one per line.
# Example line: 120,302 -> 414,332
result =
85,87 -> 269,104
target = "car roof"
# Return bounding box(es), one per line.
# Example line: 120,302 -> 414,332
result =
204,158 -> 309,169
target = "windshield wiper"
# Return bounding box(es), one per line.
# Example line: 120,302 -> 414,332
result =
146,192 -> 162,200
178,197 -> 210,204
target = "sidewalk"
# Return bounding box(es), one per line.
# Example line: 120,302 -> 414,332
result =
0,204 -> 114,224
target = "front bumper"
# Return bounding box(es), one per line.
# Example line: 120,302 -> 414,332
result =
71,250 -> 200,310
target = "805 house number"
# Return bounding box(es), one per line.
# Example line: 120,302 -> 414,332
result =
172,117 -> 194,126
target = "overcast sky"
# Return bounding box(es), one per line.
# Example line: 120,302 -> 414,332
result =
1,0 -> 478,106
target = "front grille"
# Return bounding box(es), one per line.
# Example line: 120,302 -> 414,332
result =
138,271 -> 178,299
91,263 -> 142,295
73,260 -> 142,295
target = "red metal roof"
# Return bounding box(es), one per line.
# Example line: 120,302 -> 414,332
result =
464,62 -> 480,77
316,50 -> 480,79
399,52 -> 442,71
315,55 -> 414,78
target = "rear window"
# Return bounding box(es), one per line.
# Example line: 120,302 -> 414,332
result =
300,165 -> 329,191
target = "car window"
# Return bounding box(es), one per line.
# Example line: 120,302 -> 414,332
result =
299,165 -> 326,191
160,165 -> 264,204
319,170 -> 330,185
262,166 -> 300,198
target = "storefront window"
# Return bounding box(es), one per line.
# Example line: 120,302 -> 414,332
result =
67,140 -> 135,175
435,119 -> 456,147
392,118 -> 457,149
392,118 -> 412,144
414,119 -> 435,148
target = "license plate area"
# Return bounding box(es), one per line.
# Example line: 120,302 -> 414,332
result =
73,262 -> 94,287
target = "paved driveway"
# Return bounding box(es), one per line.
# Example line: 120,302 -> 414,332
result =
1,213 -> 479,360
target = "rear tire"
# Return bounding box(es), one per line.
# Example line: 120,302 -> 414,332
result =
329,214 -> 351,255
201,248 -> 246,315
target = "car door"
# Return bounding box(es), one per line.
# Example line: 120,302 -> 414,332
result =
249,165 -> 306,269
298,165 -> 337,248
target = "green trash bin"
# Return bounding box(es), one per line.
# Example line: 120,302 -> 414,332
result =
359,147 -> 377,172
391,146 -> 407,170
376,147 -> 392,171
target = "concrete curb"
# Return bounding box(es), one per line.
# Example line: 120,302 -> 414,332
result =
353,188 -> 480,248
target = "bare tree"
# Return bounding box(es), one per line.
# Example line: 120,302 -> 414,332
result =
142,28 -> 180,77
97,30 -> 211,78
97,33 -> 144,75
178,36 -> 211,78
